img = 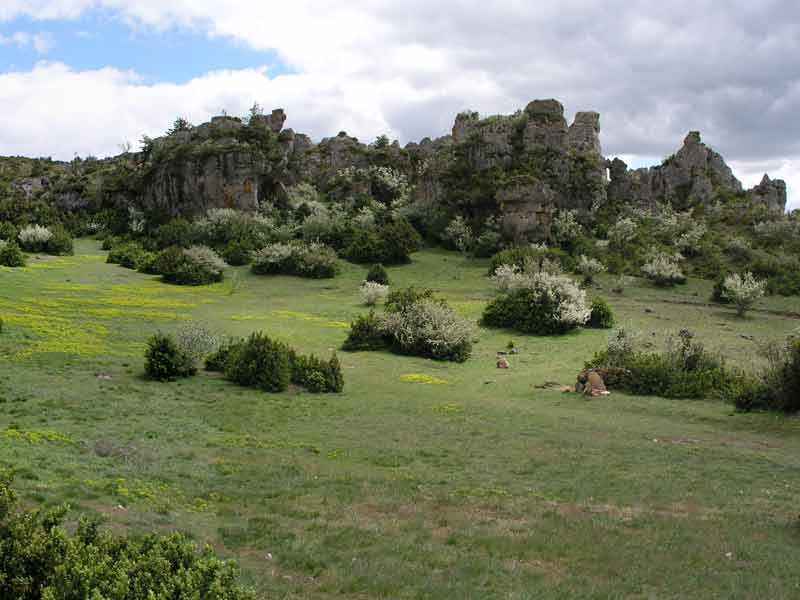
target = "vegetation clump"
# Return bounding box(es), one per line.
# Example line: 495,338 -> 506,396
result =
252,242 -> 339,279
722,271 -> 766,316
144,332 -> 197,381
365,263 -> 389,285
0,240 -> 25,267
0,471 -> 255,599
587,297 -> 615,329
732,336 -> 800,413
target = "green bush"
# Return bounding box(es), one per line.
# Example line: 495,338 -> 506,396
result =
0,471 -> 255,600
205,338 -> 243,372
155,217 -> 193,249
710,271 -> 731,304
45,224 -> 74,255
343,219 -> 421,265
252,242 -> 339,279
107,241 -> 146,269
222,239 -> 254,266
161,245 -> 226,286
0,221 -> 18,241
0,241 -> 26,267
733,338 -> 800,413
587,297 -> 615,328
224,332 -> 291,392
290,351 -> 344,393
366,263 -> 389,285
342,312 -> 389,352
144,332 -> 196,381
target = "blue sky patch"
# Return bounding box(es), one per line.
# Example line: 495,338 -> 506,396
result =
0,10 -> 291,82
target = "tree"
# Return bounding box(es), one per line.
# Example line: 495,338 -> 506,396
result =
723,272 -> 766,317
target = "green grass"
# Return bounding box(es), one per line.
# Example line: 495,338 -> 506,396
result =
2,239 -> 800,599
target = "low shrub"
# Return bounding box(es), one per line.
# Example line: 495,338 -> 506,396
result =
587,329 -> 737,399
222,239 -> 254,266
576,254 -> 606,285
488,244 -> 566,276
0,471 -> 255,600
366,263 -> 389,285
106,241 -> 146,269
205,338 -> 243,372
343,219 -> 422,265
482,272 -> 590,335
710,271 -> 730,304
0,240 -> 26,267
144,332 -> 196,381
587,297 -> 615,328
360,281 -> 389,306
17,224 -> 52,252
224,332 -> 291,392
733,337 -> 800,413
252,242 -> 339,279
155,217 -> 193,249
0,221 -> 18,241
342,312 -> 389,352
641,250 -> 686,287
290,351 -> 344,393
161,245 -> 227,285
44,224 -> 74,255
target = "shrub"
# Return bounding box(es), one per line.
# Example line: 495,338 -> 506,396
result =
205,338 -> 243,372
641,250 -> 686,286
0,240 -> 25,267
222,239 -> 254,266
607,217 -> 638,250
17,224 -> 52,252
0,472 -> 254,600
342,312 -> 389,351
442,215 -> 474,254
360,281 -> 389,306
224,332 -> 291,392
587,329 -> 736,399
162,245 -> 227,285
482,272 -> 590,335
252,242 -> 339,279
45,224 -> 74,255
366,263 -> 389,285
106,241 -> 146,269
722,272 -> 766,316
290,351 -> 344,393
0,221 -> 17,241
380,294 -> 473,362
587,297 -> 615,328
175,323 -> 218,365
344,219 -> 421,265
576,255 -> 606,285
155,217 -> 193,249
488,244 -> 565,277
711,271 -> 731,304
733,337 -> 800,413
144,332 -> 196,381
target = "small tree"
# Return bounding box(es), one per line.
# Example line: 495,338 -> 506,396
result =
576,255 -> 606,285
443,216 -> 474,256
642,250 -> 685,287
723,272 -> 766,317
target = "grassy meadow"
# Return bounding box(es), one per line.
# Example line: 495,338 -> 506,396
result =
1,239 -> 800,598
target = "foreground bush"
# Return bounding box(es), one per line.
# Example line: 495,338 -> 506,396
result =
161,245 -> 227,285
722,272 -> 766,316
252,242 -> 339,279
733,337 -> 800,413
208,332 -> 344,393
482,272 -> 590,335
0,471 -> 255,600
343,288 -> 473,362
641,250 -> 686,287
17,224 -> 52,252
144,332 -> 196,381
0,240 -> 25,267
587,329 -> 739,399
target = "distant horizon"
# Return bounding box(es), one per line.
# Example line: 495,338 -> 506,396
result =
1,2 -> 798,209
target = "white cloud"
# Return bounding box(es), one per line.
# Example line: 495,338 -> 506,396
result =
0,1 -> 798,209
0,31 -> 53,53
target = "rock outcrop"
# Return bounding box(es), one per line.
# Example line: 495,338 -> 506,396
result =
606,131 -> 787,213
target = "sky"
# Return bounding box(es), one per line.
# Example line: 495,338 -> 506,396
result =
0,1 -> 798,210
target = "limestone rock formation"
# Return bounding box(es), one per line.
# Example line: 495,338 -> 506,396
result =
606,131 -> 787,213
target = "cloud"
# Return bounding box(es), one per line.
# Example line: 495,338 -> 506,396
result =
0,1 -> 798,209
0,31 -> 53,53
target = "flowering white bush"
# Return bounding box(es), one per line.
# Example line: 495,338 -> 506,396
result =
359,281 -> 389,306
676,223 -> 707,256
286,182 -> 319,208
483,270 -> 591,334
608,217 -> 638,248
380,298 -> 474,361
725,237 -> 751,260
576,255 -> 606,284
18,224 -> 52,250
252,243 -> 294,268
183,245 -> 227,277
492,264 -> 530,292
443,216 -> 474,254
176,323 -> 219,364
641,250 -> 685,287
252,241 -> 338,278
723,272 -> 766,316
552,210 -> 582,244
352,206 -> 376,227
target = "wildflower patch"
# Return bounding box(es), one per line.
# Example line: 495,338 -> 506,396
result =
400,373 -> 449,385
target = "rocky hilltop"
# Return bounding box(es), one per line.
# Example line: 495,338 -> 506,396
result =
1,100 -> 789,237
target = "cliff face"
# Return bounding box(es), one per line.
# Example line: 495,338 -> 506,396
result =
4,101 -> 788,224
606,131 -> 787,214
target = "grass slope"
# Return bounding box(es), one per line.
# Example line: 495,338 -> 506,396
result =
1,239 -> 799,599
